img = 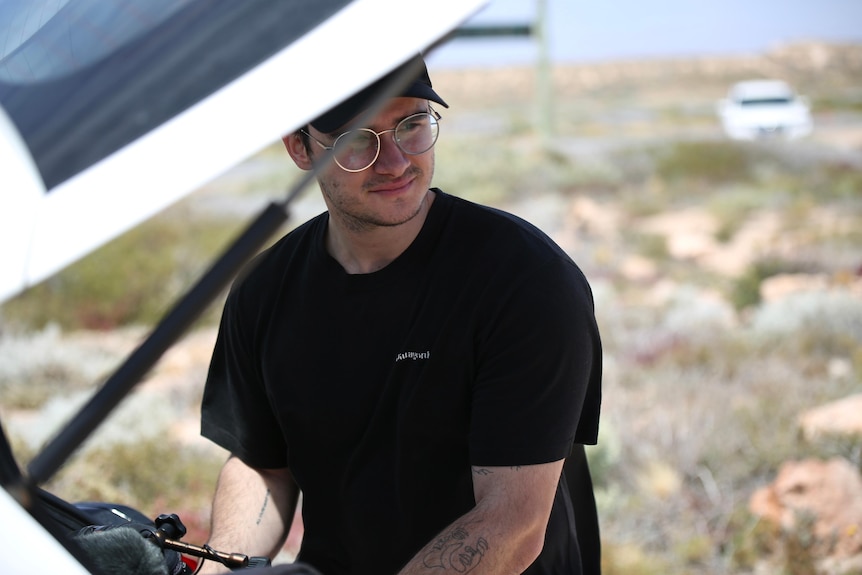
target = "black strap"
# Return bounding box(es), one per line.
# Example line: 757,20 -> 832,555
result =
0,419 -> 22,487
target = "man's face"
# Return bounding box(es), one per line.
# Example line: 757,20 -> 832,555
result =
304,97 -> 435,232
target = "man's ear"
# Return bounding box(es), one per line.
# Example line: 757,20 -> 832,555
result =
283,132 -> 313,171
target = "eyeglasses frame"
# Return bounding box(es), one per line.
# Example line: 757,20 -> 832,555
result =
300,106 -> 442,173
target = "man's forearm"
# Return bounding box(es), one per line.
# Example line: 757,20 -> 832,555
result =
399,500 -> 541,575
201,456 -> 298,573
398,511 -> 495,574
397,503 -> 539,575
397,463 -> 562,575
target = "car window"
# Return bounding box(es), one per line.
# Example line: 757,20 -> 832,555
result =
0,0 -> 193,84
0,0 -> 348,190
739,97 -> 793,106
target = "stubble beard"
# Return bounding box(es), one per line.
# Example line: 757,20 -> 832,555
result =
319,161 -> 434,233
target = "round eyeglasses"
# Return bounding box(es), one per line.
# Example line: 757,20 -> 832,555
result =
301,109 -> 441,172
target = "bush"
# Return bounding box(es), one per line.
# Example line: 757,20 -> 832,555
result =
3,214 -> 241,331
44,439 -> 224,544
750,290 -> 862,345
729,257 -> 812,311
729,510 -> 821,575
602,542 -> 671,575
655,141 -> 756,187
0,324 -> 125,408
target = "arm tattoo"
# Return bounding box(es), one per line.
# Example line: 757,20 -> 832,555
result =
255,489 -> 271,526
423,524 -> 489,573
473,466 -> 522,475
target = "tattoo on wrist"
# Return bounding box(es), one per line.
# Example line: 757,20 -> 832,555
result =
422,523 -> 489,573
255,489 -> 271,526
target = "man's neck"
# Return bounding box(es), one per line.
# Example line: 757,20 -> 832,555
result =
326,190 -> 435,274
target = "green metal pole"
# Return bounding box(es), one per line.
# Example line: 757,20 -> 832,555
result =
536,0 -> 553,143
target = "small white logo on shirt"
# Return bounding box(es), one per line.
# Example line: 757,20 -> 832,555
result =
395,351 -> 431,362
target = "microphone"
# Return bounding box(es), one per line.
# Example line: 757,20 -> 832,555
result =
73,524 -> 169,575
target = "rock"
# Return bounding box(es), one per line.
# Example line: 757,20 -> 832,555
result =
799,394 -> 862,443
619,255 -> 658,283
761,273 -> 832,303
749,457 -> 862,558
761,273 -> 862,303
636,208 -> 718,260
566,195 -> 623,239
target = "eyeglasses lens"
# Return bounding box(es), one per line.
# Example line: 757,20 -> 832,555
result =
332,131 -> 377,172
332,113 -> 439,171
395,113 -> 438,154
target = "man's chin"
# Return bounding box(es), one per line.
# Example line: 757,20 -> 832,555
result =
369,189 -> 431,228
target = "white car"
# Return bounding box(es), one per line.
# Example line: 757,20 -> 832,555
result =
717,79 -> 813,140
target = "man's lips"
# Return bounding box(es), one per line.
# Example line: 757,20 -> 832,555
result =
367,175 -> 415,194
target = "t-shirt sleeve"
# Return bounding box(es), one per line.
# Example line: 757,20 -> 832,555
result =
200,284 -> 289,468
468,256 -> 602,467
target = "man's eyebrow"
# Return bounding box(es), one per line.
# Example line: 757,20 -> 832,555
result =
337,106 -> 429,135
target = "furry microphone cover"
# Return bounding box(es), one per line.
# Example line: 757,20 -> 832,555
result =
74,526 -> 168,575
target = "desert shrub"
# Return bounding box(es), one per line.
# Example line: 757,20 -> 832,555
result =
608,146 -> 655,189
655,140 -> 756,187
706,185 -> 770,243
810,95 -> 862,114
553,157 -> 625,197
434,137 -> 532,204
772,154 -> 862,203
629,232 -> 670,262
728,510 -> 781,571
730,510 -> 821,575
609,285 -> 739,370
729,257 -> 811,311
0,325 -> 130,408
780,513 -> 821,575
601,542 -> 671,575
812,160 -> 862,200
2,214 -> 241,331
750,290 -> 862,349
673,534 -> 714,568
586,420 -> 622,490
44,439 -> 224,543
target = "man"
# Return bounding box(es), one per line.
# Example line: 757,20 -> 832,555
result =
199,54 -> 602,574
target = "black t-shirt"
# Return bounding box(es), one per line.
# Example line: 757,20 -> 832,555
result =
201,189 -> 602,574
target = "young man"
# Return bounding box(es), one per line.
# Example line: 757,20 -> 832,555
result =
199,55 -> 602,575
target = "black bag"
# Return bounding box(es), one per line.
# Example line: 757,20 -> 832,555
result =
37,490 -> 190,574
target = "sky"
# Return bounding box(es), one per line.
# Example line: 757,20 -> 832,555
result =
427,0 -> 862,68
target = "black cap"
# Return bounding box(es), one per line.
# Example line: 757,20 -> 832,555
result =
310,54 -> 448,134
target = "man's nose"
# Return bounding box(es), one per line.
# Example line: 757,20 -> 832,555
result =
373,131 -> 409,174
